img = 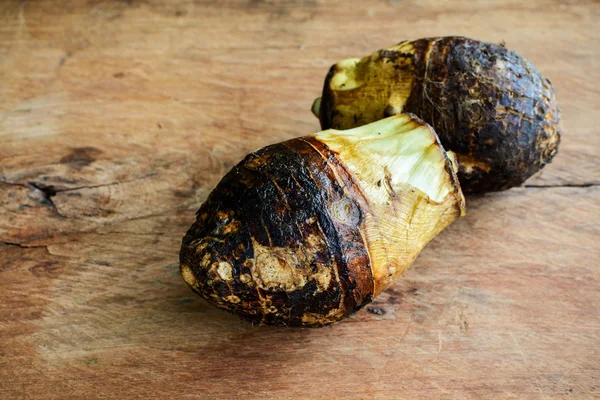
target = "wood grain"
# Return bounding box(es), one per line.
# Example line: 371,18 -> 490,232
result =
1,0 -> 599,399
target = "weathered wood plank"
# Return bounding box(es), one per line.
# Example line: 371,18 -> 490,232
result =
1,187 -> 598,399
1,0 -> 599,399
1,0 -> 598,188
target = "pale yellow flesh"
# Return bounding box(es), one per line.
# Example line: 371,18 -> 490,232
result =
315,41 -> 418,128
314,114 -> 464,295
314,114 -> 457,203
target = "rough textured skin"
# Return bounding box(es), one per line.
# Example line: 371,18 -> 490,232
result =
316,36 -> 561,193
180,139 -> 374,327
180,115 -> 465,327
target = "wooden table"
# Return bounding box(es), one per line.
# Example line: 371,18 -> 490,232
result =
1,1 -> 598,398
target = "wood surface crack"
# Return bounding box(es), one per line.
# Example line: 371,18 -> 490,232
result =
0,173 -> 156,194
28,182 -> 63,217
1,173 -> 156,219
523,182 -> 599,189
0,179 -> 65,217
0,179 -> 28,188
0,240 -> 49,250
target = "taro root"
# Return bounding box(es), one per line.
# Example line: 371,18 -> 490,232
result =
312,36 -> 561,193
180,114 -> 465,327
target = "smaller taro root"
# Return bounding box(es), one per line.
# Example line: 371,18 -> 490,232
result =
180,114 -> 465,327
312,36 -> 561,193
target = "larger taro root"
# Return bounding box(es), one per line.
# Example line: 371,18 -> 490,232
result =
180,114 -> 465,327
312,36 -> 561,193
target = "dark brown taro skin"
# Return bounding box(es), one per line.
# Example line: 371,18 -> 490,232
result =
179,137 -> 374,327
318,36 -> 561,193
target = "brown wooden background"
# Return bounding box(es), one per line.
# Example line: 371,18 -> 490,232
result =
1,1 -> 599,399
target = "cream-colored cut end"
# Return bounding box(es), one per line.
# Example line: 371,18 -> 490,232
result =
323,43 -> 417,129
314,114 -> 465,295
315,114 -> 460,203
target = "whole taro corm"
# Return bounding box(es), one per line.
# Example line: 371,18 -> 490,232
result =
180,115 -> 465,327
312,36 -> 561,193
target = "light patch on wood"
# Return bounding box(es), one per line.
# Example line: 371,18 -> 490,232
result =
250,238 -> 331,292
0,0 -> 595,396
